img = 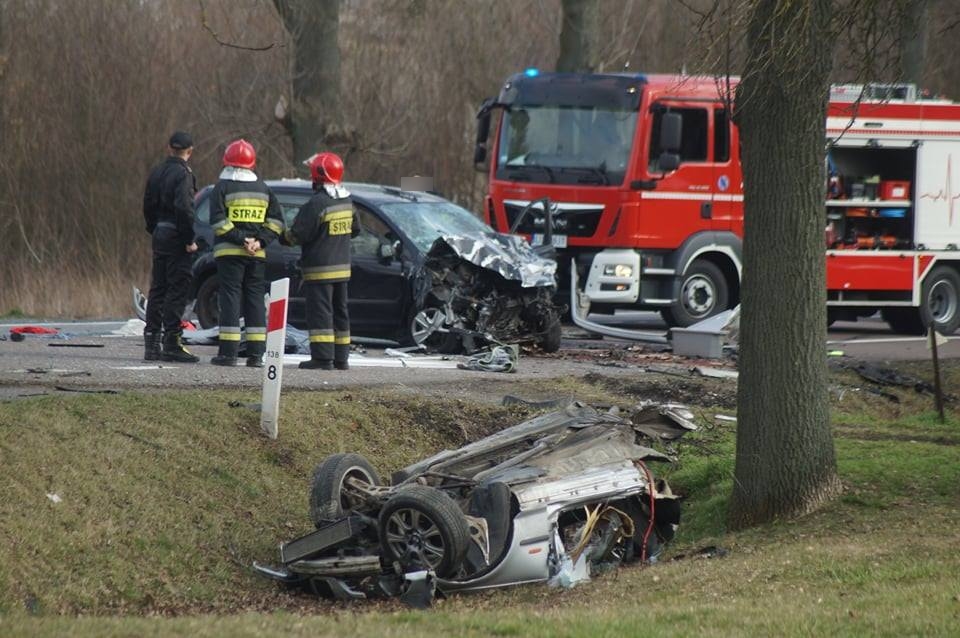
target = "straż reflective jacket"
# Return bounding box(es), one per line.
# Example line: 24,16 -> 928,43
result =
286,185 -> 357,283
208,170 -> 284,259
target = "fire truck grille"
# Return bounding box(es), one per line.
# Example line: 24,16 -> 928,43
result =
504,204 -> 603,237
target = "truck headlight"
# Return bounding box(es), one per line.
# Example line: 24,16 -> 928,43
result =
603,264 -> 634,278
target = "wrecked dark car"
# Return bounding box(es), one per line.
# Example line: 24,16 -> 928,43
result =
189,181 -> 563,352
254,401 -> 696,604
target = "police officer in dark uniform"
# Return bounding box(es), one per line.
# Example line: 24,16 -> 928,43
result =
142,131 -> 200,363
286,152 -> 357,370
209,139 -> 284,368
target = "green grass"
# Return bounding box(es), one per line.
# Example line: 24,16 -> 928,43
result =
0,366 -> 958,636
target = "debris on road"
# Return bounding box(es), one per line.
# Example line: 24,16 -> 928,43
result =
54,386 -> 121,395
457,344 -> 519,373
48,342 -> 105,348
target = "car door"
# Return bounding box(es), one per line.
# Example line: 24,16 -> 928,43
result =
348,205 -> 407,339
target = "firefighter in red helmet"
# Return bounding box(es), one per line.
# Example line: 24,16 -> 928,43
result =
286,151 -> 357,370
208,139 -> 284,367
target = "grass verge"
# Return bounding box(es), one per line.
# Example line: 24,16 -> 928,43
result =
0,365 -> 958,636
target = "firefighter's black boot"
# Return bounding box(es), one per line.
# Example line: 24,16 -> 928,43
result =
299,359 -> 333,370
334,360 -> 349,371
246,355 -> 264,368
211,339 -> 239,367
143,332 -> 162,362
161,335 -> 200,363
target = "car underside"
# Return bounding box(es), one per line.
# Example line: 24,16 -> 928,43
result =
254,401 -> 696,606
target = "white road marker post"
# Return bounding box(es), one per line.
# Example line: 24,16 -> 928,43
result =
260,277 -> 289,439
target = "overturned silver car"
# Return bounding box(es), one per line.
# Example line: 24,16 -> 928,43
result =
254,402 -> 696,604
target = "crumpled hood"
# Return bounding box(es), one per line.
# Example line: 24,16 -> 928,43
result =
429,232 -> 557,288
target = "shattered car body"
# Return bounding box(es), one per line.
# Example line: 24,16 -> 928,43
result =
254,402 -> 696,603
414,233 -> 562,352
189,181 -> 563,352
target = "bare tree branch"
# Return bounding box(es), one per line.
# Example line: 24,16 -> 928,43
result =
198,0 -> 278,51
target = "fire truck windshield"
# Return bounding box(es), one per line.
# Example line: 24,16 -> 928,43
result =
495,105 -> 638,186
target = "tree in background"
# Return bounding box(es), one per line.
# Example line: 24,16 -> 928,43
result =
273,0 -> 352,165
898,0 -> 929,85
556,0 -> 598,72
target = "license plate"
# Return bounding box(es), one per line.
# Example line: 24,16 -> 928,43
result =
532,233 -> 567,248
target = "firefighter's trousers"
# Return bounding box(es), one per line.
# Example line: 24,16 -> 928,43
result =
216,257 -> 266,358
145,251 -> 192,342
305,281 -> 350,364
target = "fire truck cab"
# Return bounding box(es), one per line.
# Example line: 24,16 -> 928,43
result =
476,71 -> 960,335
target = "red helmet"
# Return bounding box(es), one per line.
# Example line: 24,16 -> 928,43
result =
223,139 -> 256,169
306,152 -> 344,185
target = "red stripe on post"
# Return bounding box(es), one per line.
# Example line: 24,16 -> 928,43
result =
267,299 -> 287,331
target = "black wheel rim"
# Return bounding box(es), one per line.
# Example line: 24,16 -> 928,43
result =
383,507 -> 446,570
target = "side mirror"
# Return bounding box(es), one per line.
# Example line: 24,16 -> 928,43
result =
378,242 -> 396,261
660,112 -> 682,152
658,152 -> 680,173
474,143 -> 488,167
474,98 -> 494,172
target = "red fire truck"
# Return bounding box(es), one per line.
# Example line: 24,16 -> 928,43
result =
475,72 -> 960,335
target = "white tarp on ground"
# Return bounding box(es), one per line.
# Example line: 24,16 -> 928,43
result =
282,354 -> 461,369
108,318 -> 147,337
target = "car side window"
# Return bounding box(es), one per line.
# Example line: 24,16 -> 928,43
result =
277,195 -> 310,229
195,197 -> 210,224
352,206 -> 390,258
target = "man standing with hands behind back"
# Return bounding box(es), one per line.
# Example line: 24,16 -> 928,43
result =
208,139 -> 284,368
142,130 -> 200,363
286,152 -> 357,371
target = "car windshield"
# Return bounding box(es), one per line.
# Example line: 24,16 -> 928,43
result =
495,105 -> 638,186
377,200 -> 495,253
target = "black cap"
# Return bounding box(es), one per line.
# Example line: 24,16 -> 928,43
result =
168,131 -> 193,150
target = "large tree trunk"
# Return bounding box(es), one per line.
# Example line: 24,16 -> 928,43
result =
898,0 -> 928,86
730,0 -> 842,529
556,0 -> 598,72
273,0 -> 344,164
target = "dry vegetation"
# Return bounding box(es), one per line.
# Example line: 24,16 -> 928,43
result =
0,364 -> 957,635
0,0 -> 958,318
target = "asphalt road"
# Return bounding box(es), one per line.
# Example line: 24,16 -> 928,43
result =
0,313 -> 954,399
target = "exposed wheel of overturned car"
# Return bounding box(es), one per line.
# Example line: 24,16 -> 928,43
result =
378,485 -> 470,578
309,453 -> 382,527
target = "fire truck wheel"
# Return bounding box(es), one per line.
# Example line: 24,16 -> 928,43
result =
920,266 -> 960,335
662,260 -> 729,327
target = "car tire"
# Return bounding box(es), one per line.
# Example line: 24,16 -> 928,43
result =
881,307 -> 924,335
309,453 -> 382,527
661,259 -> 729,328
195,274 -> 220,329
539,319 -> 562,353
920,266 -> 960,335
405,306 -> 461,352
378,485 -> 470,577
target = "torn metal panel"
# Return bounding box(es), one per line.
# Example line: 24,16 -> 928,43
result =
433,233 -> 557,289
